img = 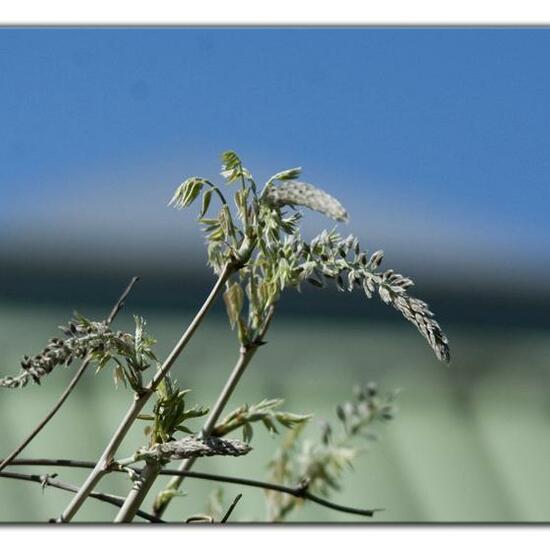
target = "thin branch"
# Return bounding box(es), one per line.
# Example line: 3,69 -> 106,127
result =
156,467 -> 381,519
57,264 -> 234,523
0,470 -> 162,523
4,458 -> 96,469
5,457 -> 380,520
0,276 -> 140,475
105,277 -> 142,326
220,493 -> 242,523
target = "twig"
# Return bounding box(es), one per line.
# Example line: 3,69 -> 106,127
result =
57,264 -> 234,523
0,470 -> 161,523
220,493 -> 242,523
4,457 -> 380,520
0,276 -> 140,475
154,467 -> 381,519
3,458 -> 97,469
104,277 -> 142,326
151,305 -> 276,520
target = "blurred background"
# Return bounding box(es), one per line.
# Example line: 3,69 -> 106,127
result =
1,28 -> 550,522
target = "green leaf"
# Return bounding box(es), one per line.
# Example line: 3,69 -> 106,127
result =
223,282 -> 244,329
242,422 -> 254,443
200,189 -> 213,218
136,414 -> 155,421
175,425 -> 194,434
221,150 -> 241,170
154,488 -> 186,510
113,364 -> 125,387
181,406 -> 209,420
276,412 -> 312,429
269,167 -> 302,182
200,218 -> 219,226
207,225 -> 225,242
169,177 -> 206,209
261,416 -> 279,434
220,151 -> 243,184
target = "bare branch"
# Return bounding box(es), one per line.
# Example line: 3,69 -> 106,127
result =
155,467 -> 382,520
0,470 -> 161,523
0,276 -> 140,475
220,493 -> 242,523
105,277 -> 141,325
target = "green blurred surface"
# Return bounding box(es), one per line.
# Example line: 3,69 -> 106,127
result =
1,303 -> 549,523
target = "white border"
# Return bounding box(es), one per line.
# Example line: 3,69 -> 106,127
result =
2,526 -> 550,548
1,0 -> 550,25
1,0 -> 549,543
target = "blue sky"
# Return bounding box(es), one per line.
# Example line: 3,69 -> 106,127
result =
1,28 -> 549,286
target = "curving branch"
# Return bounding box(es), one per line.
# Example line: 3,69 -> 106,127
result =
157,466 -> 382,519
0,470 -> 161,523
0,276 -> 140,475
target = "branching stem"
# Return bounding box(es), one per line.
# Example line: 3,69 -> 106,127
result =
56,264 -> 233,522
150,306 -> 276,520
113,461 -> 161,522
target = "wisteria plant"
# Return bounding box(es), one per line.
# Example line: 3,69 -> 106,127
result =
0,151 -> 450,523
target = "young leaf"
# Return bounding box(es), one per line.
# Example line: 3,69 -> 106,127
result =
200,188 -> 213,218
169,177 -> 206,209
242,422 -> 253,443
268,167 -> 302,183
223,282 -> 244,329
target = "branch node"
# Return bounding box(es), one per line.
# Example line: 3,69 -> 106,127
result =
294,477 -> 310,497
39,473 -> 58,491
